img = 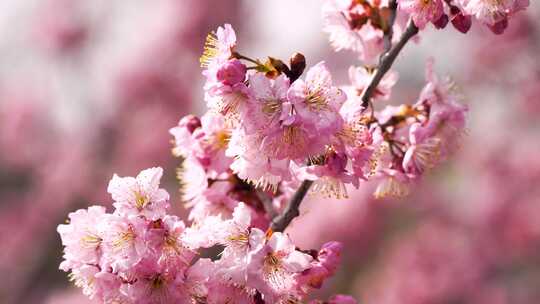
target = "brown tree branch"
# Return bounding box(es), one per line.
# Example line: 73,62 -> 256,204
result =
270,19 -> 419,233
361,20 -> 419,108
382,0 -> 398,54
270,180 -> 313,232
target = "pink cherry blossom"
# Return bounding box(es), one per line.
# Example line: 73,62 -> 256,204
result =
100,214 -> 147,273
219,202 -> 257,253
227,129 -> 291,191
244,73 -> 290,132
322,0 -> 388,62
170,113 -> 233,176
67,264 -> 101,298
57,206 -> 107,271
206,82 -> 251,118
169,114 -> 201,158
295,241 -> 343,292
153,216 -> 195,272
261,62 -> 345,160
403,123 -> 442,175
206,280 -> 255,304
178,156 -> 208,204
318,241 -> 344,274
295,149 -> 357,199
247,232 -> 313,302
107,167 -> 170,220
398,0 -> 445,29
200,24 -> 251,118
200,23 -> 237,68
346,66 -> 398,102
373,168 -> 412,199
186,179 -> 239,221
457,0 -> 529,26
416,60 -> 468,158
187,259 -> 256,304
287,62 -> 345,132
119,255 -> 190,304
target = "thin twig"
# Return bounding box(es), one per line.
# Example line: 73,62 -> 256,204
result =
271,19 -> 419,233
232,52 -> 261,65
361,20 -> 419,108
270,180 -> 313,232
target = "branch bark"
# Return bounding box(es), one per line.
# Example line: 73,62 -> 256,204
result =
270,180 -> 313,232
270,19 -> 419,233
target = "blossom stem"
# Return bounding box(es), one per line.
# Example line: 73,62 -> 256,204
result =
361,20 -> 419,108
271,180 -> 314,232
232,52 -> 261,65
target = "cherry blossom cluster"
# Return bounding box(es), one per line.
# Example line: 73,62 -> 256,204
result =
58,167 -> 350,303
401,0 -> 529,34
170,23 -> 466,211
323,0 -> 530,61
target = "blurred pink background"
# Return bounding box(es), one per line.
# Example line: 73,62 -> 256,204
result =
0,1 -> 539,303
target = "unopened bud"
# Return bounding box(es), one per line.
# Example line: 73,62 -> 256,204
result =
179,114 -> 201,133
433,14 -> 449,29
489,18 -> 508,35
289,52 -> 306,82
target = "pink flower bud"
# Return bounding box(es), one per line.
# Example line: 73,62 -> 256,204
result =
433,14 -> 449,29
450,8 -> 472,34
298,265 -> 330,289
216,59 -> 247,86
489,18 -> 509,35
178,114 -> 201,134
318,241 -> 343,275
